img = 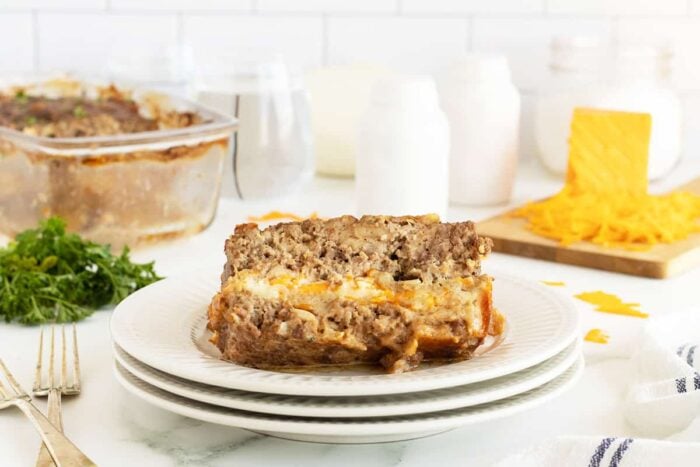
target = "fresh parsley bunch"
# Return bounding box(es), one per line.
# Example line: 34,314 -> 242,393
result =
0,217 -> 161,324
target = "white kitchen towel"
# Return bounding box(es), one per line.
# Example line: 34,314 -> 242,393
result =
493,436 -> 700,467
624,311 -> 700,437
495,311 -> 700,466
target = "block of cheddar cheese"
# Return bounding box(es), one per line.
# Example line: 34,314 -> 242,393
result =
566,108 -> 652,195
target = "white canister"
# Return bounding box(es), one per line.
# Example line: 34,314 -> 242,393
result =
534,37 -> 682,180
356,76 -> 449,219
440,55 -> 520,206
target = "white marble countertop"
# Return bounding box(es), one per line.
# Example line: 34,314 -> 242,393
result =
1,161 -> 699,466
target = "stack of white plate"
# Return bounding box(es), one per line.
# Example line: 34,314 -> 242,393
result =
111,267 -> 583,444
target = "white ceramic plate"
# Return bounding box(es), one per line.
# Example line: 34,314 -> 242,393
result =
111,266 -> 579,396
113,339 -> 581,418
114,356 -> 584,444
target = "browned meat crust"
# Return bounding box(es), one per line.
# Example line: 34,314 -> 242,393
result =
222,214 -> 492,285
209,215 -> 502,374
0,88 -> 200,138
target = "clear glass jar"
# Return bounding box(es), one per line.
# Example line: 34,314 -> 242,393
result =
534,37 -> 682,180
193,55 -> 314,199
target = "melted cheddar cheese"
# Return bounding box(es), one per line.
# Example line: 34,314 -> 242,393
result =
224,270 -> 488,327
247,211 -> 319,223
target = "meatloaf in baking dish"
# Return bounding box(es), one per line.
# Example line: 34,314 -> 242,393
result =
207,215 -> 505,374
0,84 -> 200,138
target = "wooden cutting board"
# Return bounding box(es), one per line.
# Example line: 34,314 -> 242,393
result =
477,177 -> 700,279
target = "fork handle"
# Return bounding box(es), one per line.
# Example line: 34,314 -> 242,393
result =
14,399 -> 96,467
36,388 -> 63,467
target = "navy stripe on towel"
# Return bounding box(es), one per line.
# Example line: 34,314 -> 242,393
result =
687,346 -> 697,368
695,373 -> 700,391
609,438 -> 634,467
677,377 -> 687,393
589,437 -> 616,467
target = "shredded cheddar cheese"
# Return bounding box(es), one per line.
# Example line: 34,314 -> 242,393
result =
514,108 -> 700,250
575,290 -> 649,318
541,280 -> 566,287
247,211 -> 319,223
584,328 -> 609,344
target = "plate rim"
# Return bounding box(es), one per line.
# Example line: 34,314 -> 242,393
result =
110,266 -> 580,396
113,339 -> 582,418
113,356 -> 585,438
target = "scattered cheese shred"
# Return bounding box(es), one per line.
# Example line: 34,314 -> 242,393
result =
513,108 -> 700,250
575,290 -> 649,318
584,328 -> 609,344
247,211 -> 319,223
541,280 -> 566,287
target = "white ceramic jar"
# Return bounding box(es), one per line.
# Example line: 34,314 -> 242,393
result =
534,37 -> 605,175
535,37 -> 682,180
356,76 -> 449,219
600,46 -> 682,179
440,55 -> 520,206
308,65 -> 391,177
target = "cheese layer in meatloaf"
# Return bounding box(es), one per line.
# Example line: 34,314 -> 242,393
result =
208,215 -> 504,373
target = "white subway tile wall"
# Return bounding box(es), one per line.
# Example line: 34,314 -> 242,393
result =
472,17 -> 612,91
547,0 -> 688,16
0,13 -> 33,71
38,13 -> 179,74
183,15 -> 323,69
258,0 -> 398,13
0,0 -> 106,9
0,0 -> 697,160
110,0 -> 252,11
401,0 -> 543,14
328,17 -> 468,74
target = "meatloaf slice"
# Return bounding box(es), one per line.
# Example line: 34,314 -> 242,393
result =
221,214 -> 492,285
208,215 -> 503,374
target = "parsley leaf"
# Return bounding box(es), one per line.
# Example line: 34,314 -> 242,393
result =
73,105 -> 87,118
0,217 -> 161,325
14,89 -> 29,104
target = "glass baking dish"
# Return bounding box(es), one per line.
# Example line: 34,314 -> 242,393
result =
0,77 -> 237,249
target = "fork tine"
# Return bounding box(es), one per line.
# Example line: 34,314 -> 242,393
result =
0,358 -> 26,397
49,326 -> 55,389
72,323 -> 81,391
61,325 -> 67,390
0,372 -> 7,399
33,327 -> 44,393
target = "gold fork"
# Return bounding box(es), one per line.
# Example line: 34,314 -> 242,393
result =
0,358 -> 95,466
33,325 -> 83,467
